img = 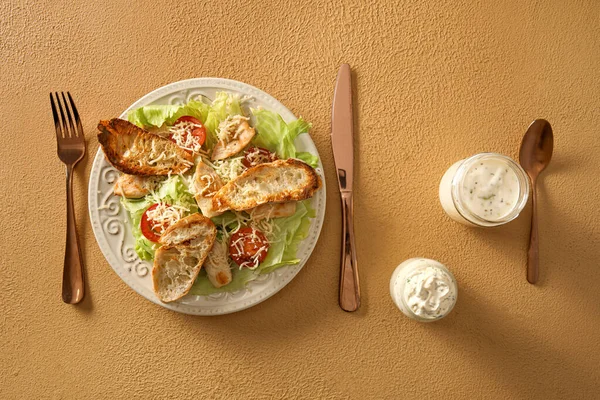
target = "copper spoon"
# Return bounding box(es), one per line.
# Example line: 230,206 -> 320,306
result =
519,119 -> 553,284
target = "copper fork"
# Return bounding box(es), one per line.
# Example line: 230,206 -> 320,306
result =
50,92 -> 86,304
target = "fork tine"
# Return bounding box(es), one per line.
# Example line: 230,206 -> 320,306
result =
56,92 -> 70,138
50,93 -> 63,139
67,92 -> 84,137
61,92 -> 76,137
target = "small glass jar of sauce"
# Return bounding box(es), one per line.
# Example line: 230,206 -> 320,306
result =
439,153 -> 530,227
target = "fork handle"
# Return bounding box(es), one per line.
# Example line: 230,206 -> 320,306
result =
63,164 -> 85,304
339,192 -> 360,312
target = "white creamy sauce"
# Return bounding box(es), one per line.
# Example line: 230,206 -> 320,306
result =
403,265 -> 456,319
459,158 -> 519,221
390,258 -> 457,322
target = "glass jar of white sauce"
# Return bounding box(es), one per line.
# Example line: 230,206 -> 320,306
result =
439,153 -> 530,227
390,258 -> 458,322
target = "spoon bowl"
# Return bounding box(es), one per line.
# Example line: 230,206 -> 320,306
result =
519,119 -> 554,284
519,120 -> 554,180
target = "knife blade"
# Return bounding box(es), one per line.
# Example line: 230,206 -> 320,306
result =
331,64 -> 360,312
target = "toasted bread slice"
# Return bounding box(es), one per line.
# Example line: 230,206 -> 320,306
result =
204,240 -> 232,288
159,213 -> 217,248
211,116 -> 255,161
98,118 -> 193,176
113,174 -> 163,198
192,161 -> 224,218
249,202 -> 297,220
152,214 -> 217,302
152,246 -> 206,303
212,159 -> 321,212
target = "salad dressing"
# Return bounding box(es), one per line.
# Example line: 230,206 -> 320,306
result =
459,159 -> 520,221
439,153 -> 529,227
390,258 -> 457,321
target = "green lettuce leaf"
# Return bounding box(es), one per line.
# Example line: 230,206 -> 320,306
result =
127,99 -> 210,128
120,176 -> 198,260
250,109 -> 287,153
251,108 -> 312,159
189,267 -> 257,296
296,152 -> 319,168
287,118 -> 312,150
258,200 -> 315,274
121,196 -> 155,261
210,211 -> 241,230
156,176 -> 198,212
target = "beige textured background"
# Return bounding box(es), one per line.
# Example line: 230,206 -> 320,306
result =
1,0 -> 599,398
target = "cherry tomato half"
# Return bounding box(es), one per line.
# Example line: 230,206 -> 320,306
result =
140,203 -> 172,243
228,227 -> 270,267
169,115 -> 206,149
242,147 -> 278,168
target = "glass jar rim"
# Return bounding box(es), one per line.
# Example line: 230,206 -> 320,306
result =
450,153 -> 530,227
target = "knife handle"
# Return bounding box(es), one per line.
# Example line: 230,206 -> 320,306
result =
339,192 -> 360,312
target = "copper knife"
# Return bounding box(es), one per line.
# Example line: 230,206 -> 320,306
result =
331,64 -> 360,312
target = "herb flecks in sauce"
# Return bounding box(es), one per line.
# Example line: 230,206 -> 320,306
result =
460,158 -> 520,221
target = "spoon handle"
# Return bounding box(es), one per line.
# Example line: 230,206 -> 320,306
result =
527,182 -> 539,284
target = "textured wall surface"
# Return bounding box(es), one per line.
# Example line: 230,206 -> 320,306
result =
1,0 -> 599,398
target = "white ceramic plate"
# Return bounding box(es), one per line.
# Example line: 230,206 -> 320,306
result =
88,78 -> 326,315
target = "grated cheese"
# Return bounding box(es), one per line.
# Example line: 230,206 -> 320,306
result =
147,152 -> 168,165
178,172 -> 197,195
145,202 -> 187,235
205,156 -> 247,183
216,115 -> 250,144
239,257 -> 261,270
169,120 -> 205,154
244,147 -> 277,167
